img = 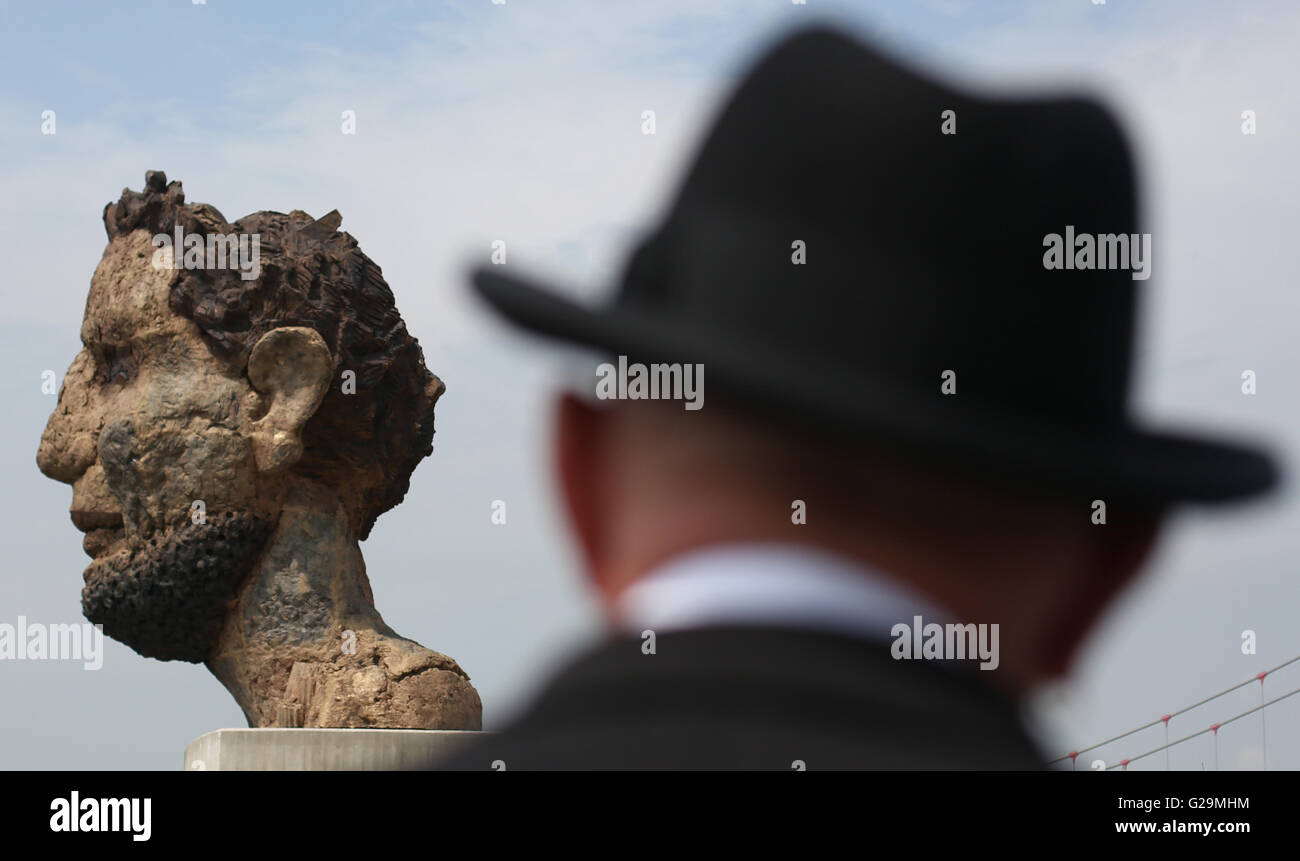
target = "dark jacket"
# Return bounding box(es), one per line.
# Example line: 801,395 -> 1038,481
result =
434,625 -> 1046,770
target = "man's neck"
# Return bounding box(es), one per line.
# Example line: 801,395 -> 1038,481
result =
613,541 -> 954,643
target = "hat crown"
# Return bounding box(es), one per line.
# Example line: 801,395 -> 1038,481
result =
623,28 -> 1142,428
472,26 -> 1277,504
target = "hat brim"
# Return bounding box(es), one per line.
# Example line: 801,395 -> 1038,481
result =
473,267 -> 1279,507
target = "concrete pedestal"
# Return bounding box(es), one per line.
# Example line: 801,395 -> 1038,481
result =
184,728 -> 486,770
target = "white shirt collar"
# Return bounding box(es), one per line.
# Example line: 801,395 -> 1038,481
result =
613,542 -> 952,642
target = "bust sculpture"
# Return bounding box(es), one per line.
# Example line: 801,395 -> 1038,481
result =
36,172 -> 481,730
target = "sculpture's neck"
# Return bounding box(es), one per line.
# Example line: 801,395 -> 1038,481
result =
205,480 -> 481,730
205,481 -> 381,725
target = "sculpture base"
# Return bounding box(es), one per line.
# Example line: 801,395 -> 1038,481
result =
184,728 -> 486,771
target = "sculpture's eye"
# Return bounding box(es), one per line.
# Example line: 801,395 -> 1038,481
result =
99,344 -> 134,385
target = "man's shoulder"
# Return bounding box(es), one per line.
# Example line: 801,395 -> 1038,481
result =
433,625 -> 1046,770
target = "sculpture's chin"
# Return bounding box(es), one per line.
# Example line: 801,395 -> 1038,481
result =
82,527 -> 124,559
80,510 -> 273,663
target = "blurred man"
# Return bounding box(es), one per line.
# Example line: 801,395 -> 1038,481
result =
441,27 -> 1277,769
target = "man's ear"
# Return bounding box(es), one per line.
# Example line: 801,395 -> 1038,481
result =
247,327 -> 332,474
555,392 -> 608,582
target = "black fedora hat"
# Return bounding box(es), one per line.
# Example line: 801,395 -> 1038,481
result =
471,26 -> 1277,506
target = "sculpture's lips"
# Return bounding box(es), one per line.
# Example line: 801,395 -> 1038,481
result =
71,508 -> 123,532
72,509 -> 126,558
82,527 -> 124,559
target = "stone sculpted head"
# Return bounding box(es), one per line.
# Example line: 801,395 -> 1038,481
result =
36,172 -> 479,729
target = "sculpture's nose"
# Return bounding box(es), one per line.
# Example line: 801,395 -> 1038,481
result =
36,350 -> 100,485
37,409 -> 98,484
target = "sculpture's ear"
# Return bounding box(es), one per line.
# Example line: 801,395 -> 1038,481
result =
247,327 -> 331,473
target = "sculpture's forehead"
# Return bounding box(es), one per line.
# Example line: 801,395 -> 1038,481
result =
81,229 -> 187,346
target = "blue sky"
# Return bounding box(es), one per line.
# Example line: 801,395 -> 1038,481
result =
1,0 -> 1298,769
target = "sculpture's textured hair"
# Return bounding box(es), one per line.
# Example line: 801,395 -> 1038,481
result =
103,172 -> 444,539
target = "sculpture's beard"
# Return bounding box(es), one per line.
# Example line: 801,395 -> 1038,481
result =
81,510 -> 273,662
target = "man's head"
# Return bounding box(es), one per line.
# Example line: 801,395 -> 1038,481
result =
37,172 -> 443,661
471,30 -> 1276,695
554,393 -> 1163,693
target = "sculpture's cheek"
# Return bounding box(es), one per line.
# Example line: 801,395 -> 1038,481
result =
147,425 -> 260,526
96,380 -> 260,538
